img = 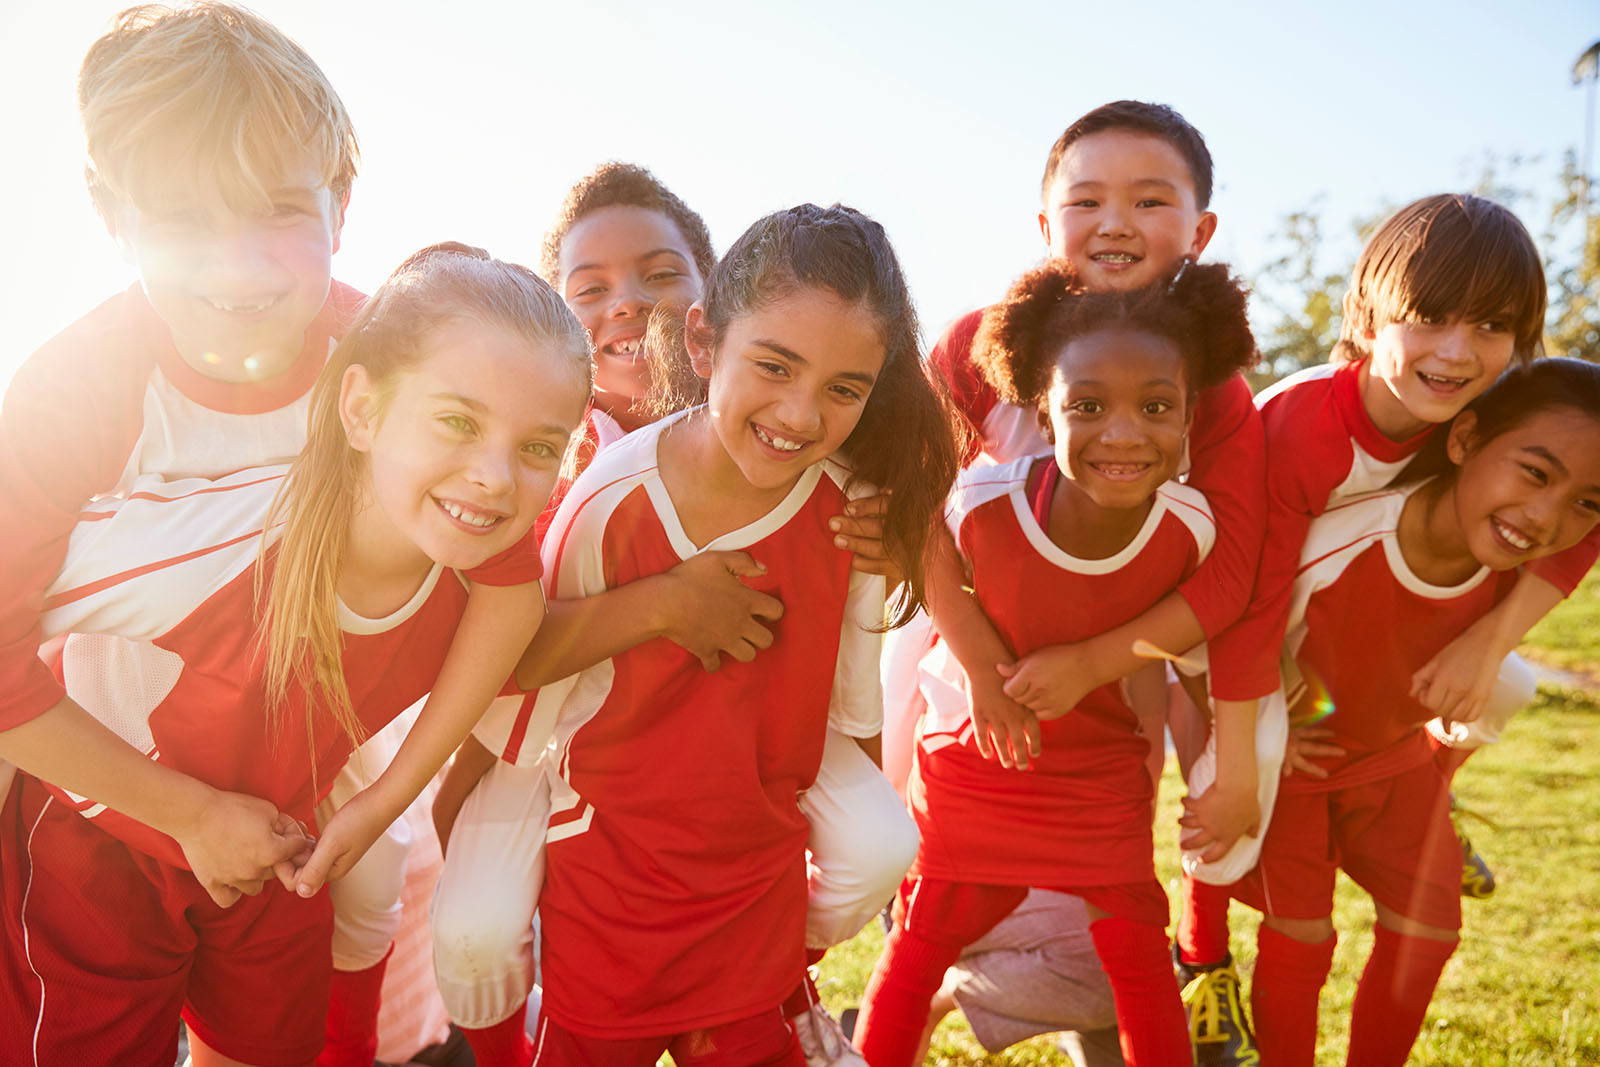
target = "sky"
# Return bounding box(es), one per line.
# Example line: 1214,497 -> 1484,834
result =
2,0 -> 1597,392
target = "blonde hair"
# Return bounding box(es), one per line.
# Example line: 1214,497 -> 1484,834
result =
258,243 -> 591,760
79,3 -> 359,216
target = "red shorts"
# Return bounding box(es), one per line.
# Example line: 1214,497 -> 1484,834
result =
1232,758 -> 1461,931
0,774 -> 332,1067
531,1007 -> 804,1066
894,875 -> 1170,946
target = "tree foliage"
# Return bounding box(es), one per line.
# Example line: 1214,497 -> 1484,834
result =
1250,151 -> 1600,386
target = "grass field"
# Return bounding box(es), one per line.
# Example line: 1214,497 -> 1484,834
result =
813,575 -> 1600,1065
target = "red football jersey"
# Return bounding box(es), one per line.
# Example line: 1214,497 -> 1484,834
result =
532,414 -> 885,1037
912,456 -> 1214,887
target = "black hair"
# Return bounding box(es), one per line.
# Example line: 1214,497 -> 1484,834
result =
1041,100 -> 1214,209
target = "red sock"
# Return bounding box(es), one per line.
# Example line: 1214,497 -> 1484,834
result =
853,924 -> 959,1067
1251,925 -> 1336,1067
461,1009 -> 535,1067
1087,916 -> 1191,1067
780,949 -> 826,1020
317,946 -> 391,1067
1346,925 -> 1457,1066
1177,875 -> 1233,966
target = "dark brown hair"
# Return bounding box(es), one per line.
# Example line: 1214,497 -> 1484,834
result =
647,204 -> 959,627
1336,194 -> 1546,366
1041,100 -> 1214,209
973,259 -> 1256,409
539,162 -> 715,284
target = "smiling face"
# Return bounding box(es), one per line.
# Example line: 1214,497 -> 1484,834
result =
1043,327 -> 1190,511
1444,407 -> 1600,571
1360,315 -> 1518,439
343,316 -> 588,574
689,286 -> 886,493
557,205 -> 705,425
112,153 -> 344,383
1039,131 -> 1216,292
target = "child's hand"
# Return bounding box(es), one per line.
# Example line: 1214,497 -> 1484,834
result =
1282,725 -> 1344,779
968,672 -> 1042,770
177,790 -> 316,908
661,551 -> 785,671
293,788 -> 396,898
829,492 -> 903,583
1410,625 -> 1501,724
995,644 -> 1091,721
1179,781 -> 1260,862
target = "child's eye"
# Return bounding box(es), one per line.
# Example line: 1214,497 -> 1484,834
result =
753,359 -> 787,377
1142,399 -> 1175,416
1068,399 -> 1103,415
647,269 -> 684,284
1520,463 -> 1548,485
1577,496 -> 1600,517
829,384 -> 865,403
1069,199 -> 1100,209
439,414 -> 474,434
522,441 -> 560,460
1136,198 -> 1169,209
1477,319 -> 1511,333
571,284 -> 604,300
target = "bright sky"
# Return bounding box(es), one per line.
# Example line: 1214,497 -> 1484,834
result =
3,0 -> 1596,392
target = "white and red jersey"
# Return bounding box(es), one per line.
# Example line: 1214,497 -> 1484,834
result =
535,405 -> 632,542
1211,359 -> 1600,701
30,466 -> 516,868
1281,484 -> 1517,772
912,456 -> 1213,888
928,307 -> 1265,643
529,413 -> 885,1038
0,283 -> 362,729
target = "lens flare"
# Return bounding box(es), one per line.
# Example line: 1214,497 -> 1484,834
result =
1290,662 -> 1337,727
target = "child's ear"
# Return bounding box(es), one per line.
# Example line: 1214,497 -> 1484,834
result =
1445,410 -> 1480,465
330,188 -> 350,255
1341,290 -> 1375,341
1035,404 -> 1056,445
1187,212 -> 1219,259
685,302 -> 714,380
339,364 -> 379,451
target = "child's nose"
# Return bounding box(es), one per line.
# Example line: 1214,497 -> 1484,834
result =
608,279 -> 652,319
467,446 -> 516,494
1099,409 -> 1143,445
776,392 -> 822,434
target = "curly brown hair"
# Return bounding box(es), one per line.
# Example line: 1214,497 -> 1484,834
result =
973,259 -> 1256,409
539,162 -> 715,284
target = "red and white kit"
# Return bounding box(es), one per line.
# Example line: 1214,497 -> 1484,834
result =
854,456 -> 1212,1067
529,413 -> 885,1042
913,455 -> 1214,896
0,467 -> 522,1066
1210,358 -> 1595,704
926,307 -> 1264,635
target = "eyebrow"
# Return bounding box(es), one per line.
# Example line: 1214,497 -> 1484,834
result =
1522,445 -> 1568,477
1065,379 -> 1181,389
433,393 -> 569,436
1066,178 -> 1179,193
566,247 -> 690,276
753,340 -> 879,386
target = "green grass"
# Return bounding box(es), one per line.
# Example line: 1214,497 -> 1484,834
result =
1524,571 -> 1600,674
814,584 -> 1600,1065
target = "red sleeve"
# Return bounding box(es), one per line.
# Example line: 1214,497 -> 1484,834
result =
462,523 -> 545,586
1173,373 -> 1266,642
1527,527 -> 1600,595
1206,382 -> 1361,700
926,309 -> 996,466
0,293 -> 155,728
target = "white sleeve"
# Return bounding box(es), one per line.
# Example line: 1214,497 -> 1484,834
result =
40,468 -> 283,644
471,463 -> 622,766
827,568 -> 887,738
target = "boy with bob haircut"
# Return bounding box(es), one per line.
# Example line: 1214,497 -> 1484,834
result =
0,6 -> 449,1065
872,100 -> 1264,1066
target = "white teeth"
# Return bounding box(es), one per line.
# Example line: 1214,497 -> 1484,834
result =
754,426 -> 804,452
441,500 -> 499,528
1493,519 -> 1531,550
609,338 -> 640,356
1092,252 -> 1138,263
1419,372 -> 1469,387
206,296 -> 275,313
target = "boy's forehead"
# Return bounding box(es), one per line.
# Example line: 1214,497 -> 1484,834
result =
560,205 -> 693,273
121,148 -> 336,215
1047,130 -> 1200,203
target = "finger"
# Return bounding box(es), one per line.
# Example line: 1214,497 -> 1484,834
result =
844,493 -> 891,519
295,842 -> 338,898
1008,733 -> 1029,771
710,551 -> 766,578
697,651 -> 721,673
725,639 -> 757,665
742,622 -> 776,652
746,591 -> 785,621
236,878 -> 266,897
849,556 -> 898,577
972,720 -> 994,760
206,882 -> 243,908
1025,719 -> 1043,758
273,857 -> 302,892
1200,840 -> 1231,863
